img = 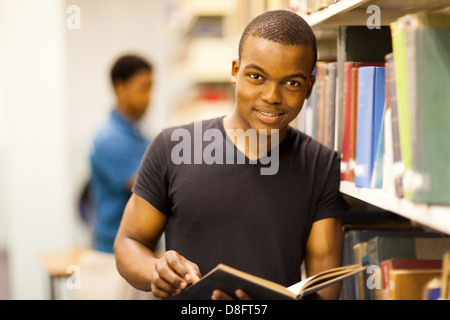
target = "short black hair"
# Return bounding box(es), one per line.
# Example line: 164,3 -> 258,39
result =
239,10 -> 317,71
110,54 -> 153,86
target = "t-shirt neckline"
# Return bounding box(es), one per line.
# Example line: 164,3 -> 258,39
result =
215,116 -> 293,166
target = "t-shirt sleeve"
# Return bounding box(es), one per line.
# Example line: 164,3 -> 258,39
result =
132,131 -> 171,215
91,136 -> 141,191
314,151 -> 349,222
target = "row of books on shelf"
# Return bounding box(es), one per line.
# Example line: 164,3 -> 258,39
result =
297,11 -> 450,205
341,225 -> 450,300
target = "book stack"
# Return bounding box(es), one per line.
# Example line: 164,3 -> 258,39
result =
300,11 -> 450,205
389,12 -> 450,205
341,228 -> 450,300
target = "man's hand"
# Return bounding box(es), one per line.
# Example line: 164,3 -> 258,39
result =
211,289 -> 252,300
151,250 -> 201,299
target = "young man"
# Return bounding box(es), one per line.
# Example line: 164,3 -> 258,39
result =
114,10 -> 348,300
90,54 -> 153,254
77,55 -> 154,300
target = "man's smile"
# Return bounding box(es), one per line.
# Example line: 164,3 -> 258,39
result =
254,108 -> 286,124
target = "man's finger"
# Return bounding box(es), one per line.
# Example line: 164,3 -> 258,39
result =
166,251 -> 193,279
235,289 -> 252,300
152,267 -> 181,294
155,256 -> 187,288
184,261 -> 201,283
211,290 -> 234,300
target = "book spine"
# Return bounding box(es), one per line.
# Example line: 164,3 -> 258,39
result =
354,67 -> 376,188
385,52 -> 404,198
315,63 -> 327,143
340,62 -> 356,180
390,19 -> 413,199
371,100 -> 386,189
323,72 -> 331,147
326,63 -> 337,150
336,26 -> 347,154
348,68 -> 359,182
310,69 -> 319,140
383,105 -> 395,195
370,67 -> 386,189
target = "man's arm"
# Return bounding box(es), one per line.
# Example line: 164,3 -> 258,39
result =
114,193 -> 200,298
304,217 -> 343,300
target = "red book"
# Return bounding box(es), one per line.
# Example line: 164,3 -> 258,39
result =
315,62 -> 327,144
340,62 -> 385,181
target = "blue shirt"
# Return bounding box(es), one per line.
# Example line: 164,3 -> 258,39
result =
90,110 -> 150,253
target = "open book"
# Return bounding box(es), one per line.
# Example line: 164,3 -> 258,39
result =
173,263 -> 367,300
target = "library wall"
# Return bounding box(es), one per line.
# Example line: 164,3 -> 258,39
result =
0,0 -> 7,249
0,0 -> 74,299
0,72 -> 6,247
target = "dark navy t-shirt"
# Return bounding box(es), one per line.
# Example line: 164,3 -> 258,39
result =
133,117 -> 347,287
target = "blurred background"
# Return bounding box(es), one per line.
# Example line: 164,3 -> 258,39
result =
0,0 -> 311,300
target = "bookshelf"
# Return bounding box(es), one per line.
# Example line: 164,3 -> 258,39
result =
341,181 -> 450,235
303,0 -> 370,27
303,0 -> 450,236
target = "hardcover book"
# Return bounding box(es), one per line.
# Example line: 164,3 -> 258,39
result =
173,263 -> 366,300
354,66 -> 386,188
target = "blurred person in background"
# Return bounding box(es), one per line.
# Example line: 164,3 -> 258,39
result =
76,54 -> 153,299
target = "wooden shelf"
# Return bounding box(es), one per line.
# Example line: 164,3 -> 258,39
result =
340,181 -> 450,235
302,0 -> 450,27
303,0 -> 370,27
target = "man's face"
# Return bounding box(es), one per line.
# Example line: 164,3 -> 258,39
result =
115,69 -> 153,120
231,36 -> 315,135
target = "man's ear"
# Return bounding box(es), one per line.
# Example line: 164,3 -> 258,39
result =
231,59 -> 239,84
305,74 -> 316,99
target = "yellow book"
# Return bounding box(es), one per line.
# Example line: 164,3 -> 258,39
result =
389,269 -> 441,300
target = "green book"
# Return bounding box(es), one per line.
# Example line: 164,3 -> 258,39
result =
407,12 -> 450,205
368,236 -> 416,300
368,237 -> 416,268
390,18 -> 412,199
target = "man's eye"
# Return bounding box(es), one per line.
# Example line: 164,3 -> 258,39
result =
249,74 -> 262,80
286,80 -> 300,87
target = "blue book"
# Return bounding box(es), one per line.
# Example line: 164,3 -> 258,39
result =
371,101 -> 386,189
354,67 -> 386,188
